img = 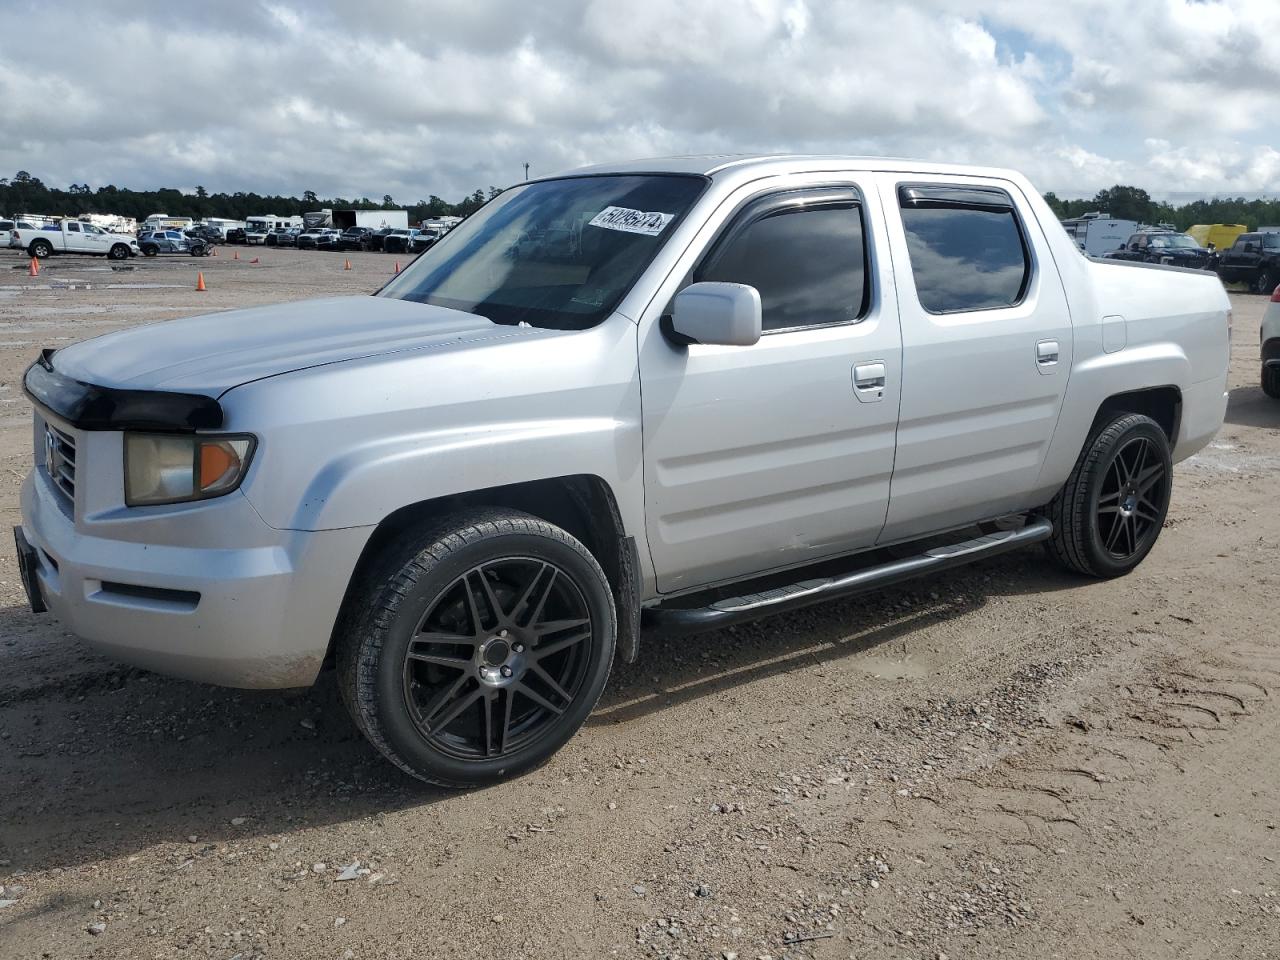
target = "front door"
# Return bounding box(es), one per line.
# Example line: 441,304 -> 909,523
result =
875,175 -> 1073,543
638,178 -> 902,594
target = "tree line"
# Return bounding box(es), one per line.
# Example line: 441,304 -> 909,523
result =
0,171 -> 504,224
1042,184 -> 1280,230
4,171 -> 1279,232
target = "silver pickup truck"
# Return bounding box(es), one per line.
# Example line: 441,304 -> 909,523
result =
15,156 -> 1230,786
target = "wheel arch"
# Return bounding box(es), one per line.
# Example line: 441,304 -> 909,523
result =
1088,385 -> 1182,445
326,474 -> 642,670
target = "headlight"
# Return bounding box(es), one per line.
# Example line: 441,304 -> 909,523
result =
124,433 -> 256,506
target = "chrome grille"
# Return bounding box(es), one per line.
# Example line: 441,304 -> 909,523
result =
44,423 -> 76,501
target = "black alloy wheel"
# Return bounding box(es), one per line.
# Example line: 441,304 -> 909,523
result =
402,557 -> 594,761
337,509 -> 616,787
1044,413 -> 1172,577
1093,434 -> 1169,562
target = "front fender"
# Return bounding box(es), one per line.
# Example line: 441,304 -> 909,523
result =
290,414 -> 640,532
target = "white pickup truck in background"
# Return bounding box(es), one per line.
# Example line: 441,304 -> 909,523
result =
10,220 -> 139,260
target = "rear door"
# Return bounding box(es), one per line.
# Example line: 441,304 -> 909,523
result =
638,176 -> 902,593
876,175 -> 1072,543
62,220 -> 87,252
1220,235 -> 1258,282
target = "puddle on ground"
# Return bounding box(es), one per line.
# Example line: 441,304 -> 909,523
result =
854,654 -> 934,680
104,283 -> 187,289
6,305 -> 175,317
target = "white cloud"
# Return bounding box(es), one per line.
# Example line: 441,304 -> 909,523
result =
0,0 -> 1275,202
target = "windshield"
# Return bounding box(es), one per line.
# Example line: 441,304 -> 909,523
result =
1149,234 -> 1197,249
380,174 -> 706,329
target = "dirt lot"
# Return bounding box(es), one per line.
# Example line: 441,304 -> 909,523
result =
0,247 -> 1276,960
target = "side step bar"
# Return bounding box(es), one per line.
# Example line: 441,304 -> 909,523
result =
645,519 -> 1053,635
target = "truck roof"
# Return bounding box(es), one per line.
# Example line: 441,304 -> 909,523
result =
553,154 -> 1024,183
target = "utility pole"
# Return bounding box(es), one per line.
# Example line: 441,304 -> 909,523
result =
523,162 -> 530,181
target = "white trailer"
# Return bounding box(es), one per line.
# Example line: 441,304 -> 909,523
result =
198,217 -> 246,238
245,214 -> 304,244
143,214 -> 194,233
332,209 -> 408,231
1060,214 -> 1140,257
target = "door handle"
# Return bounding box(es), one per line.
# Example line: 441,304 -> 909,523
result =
853,361 -> 886,389
1036,339 -> 1059,368
853,360 -> 886,402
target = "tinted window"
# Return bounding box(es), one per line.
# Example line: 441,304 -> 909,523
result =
66,222 -> 80,233
899,190 -> 1029,313
697,203 -> 868,331
1264,234 -> 1280,250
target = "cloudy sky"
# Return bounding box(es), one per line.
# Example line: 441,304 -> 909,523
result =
2,0 -> 1277,203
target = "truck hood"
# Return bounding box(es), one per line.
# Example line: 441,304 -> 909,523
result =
49,295 -> 537,395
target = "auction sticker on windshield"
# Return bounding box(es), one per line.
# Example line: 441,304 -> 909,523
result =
588,206 -> 674,237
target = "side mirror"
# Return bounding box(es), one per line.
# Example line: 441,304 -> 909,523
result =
668,282 -> 762,346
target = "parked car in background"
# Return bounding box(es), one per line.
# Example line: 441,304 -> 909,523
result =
275,227 -> 302,248
382,228 -> 419,254
139,230 -> 210,257
1216,232 -> 1280,293
409,226 -> 446,253
1104,231 -> 1215,269
11,220 -> 138,260
295,229 -> 328,250
315,229 -> 345,251
185,225 -> 223,245
367,227 -> 395,252
225,227 -> 247,244
14,156 -> 1230,786
339,227 -> 375,251
1261,283 -> 1280,398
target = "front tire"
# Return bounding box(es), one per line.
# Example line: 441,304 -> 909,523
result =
1254,269 -> 1277,296
1044,413 -> 1172,578
337,509 -> 616,787
108,243 -> 130,260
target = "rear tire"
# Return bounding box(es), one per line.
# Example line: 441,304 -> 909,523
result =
1263,363 -> 1280,399
1044,413 -> 1172,578
336,509 -> 616,787
29,239 -> 52,259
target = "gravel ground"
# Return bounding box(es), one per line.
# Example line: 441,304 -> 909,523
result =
0,247 -> 1276,960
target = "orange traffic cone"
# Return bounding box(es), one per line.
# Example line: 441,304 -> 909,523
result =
28,257 -> 39,277
249,257 -> 259,264
233,250 -> 240,260
195,272 -> 207,292
394,261 -> 401,274
344,259 -> 351,271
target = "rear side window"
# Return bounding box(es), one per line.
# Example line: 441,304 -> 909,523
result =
697,192 -> 868,332
898,185 -> 1030,314
1264,234 -> 1280,250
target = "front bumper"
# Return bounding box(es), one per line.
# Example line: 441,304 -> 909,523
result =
18,466 -> 372,689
